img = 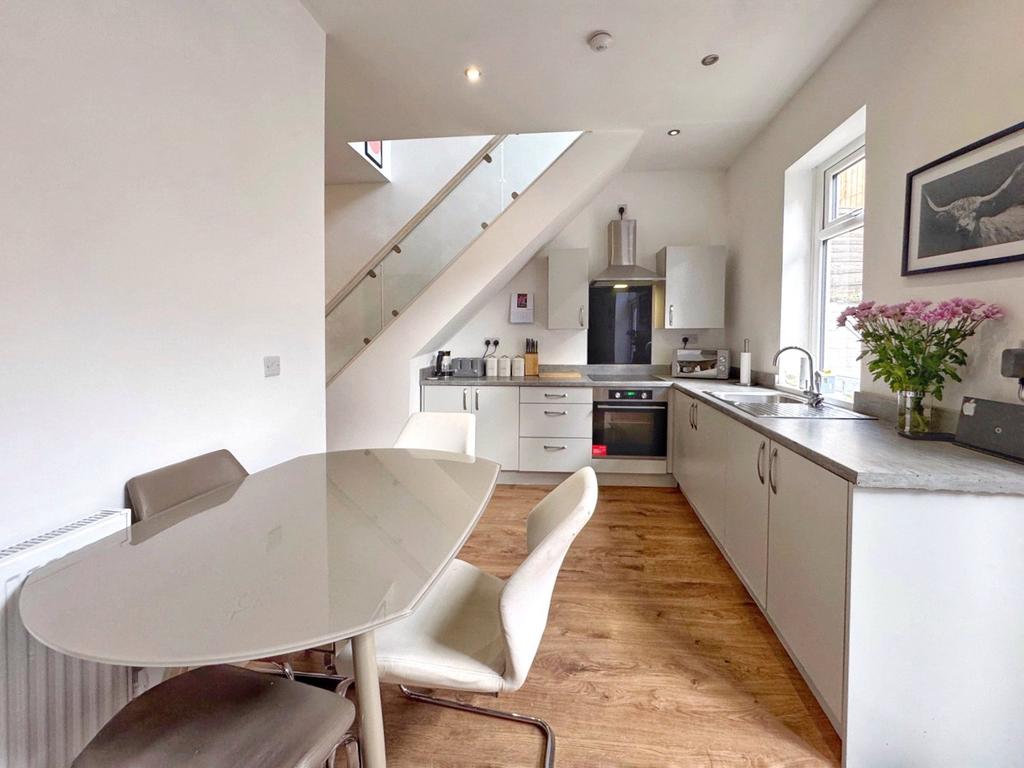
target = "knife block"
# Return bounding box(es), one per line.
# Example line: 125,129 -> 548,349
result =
524,353 -> 539,377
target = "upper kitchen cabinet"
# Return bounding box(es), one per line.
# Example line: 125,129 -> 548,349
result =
547,249 -> 589,330
654,246 -> 726,329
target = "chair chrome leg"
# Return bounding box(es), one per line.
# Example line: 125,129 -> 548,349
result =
399,685 -> 555,768
340,733 -> 361,768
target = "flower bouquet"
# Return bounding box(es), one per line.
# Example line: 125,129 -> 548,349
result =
837,298 -> 1004,435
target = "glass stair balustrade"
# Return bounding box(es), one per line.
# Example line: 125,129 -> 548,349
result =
325,131 -> 581,383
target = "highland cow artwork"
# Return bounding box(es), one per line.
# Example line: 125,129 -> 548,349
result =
903,121 -> 1024,275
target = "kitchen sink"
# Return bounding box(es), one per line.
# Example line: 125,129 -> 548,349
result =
705,391 -> 876,420
713,392 -> 806,405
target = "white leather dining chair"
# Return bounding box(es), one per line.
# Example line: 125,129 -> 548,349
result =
393,411 -> 476,456
334,466 -> 598,767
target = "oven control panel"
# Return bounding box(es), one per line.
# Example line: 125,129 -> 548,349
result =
609,388 -> 652,400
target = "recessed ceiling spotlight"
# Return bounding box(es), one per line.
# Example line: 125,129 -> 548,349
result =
587,31 -> 614,52
701,53 -> 720,67
667,129 -> 681,136
464,66 -> 482,82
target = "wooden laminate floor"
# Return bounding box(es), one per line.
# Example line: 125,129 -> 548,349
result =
330,484 -> 842,767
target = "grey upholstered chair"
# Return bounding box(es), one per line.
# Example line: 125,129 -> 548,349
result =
125,449 -> 248,523
333,466 -> 599,768
72,664 -> 355,768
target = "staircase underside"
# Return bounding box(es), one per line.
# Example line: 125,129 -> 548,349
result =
325,129 -> 643,450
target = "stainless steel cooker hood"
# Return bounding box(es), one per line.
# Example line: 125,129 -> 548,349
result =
591,206 -> 663,283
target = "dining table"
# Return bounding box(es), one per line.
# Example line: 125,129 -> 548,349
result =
19,448 -> 501,768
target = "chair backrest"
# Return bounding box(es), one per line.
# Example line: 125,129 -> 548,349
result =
125,449 -> 248,522
393,412 -> 476,456
498,467 -> 598,691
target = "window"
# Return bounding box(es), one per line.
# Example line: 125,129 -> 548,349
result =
813,142 -> 865,401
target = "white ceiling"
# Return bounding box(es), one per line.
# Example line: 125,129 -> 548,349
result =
302,0 -> 875,171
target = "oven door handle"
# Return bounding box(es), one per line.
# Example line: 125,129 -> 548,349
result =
594,404 -> 666,411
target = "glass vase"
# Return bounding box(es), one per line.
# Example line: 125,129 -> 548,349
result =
895,391 -> 932,436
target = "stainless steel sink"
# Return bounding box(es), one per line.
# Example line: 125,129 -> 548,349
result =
713,392 -> 806,405
705,391 -> 875,420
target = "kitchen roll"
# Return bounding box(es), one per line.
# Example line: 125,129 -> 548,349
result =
739,352 -> 752,386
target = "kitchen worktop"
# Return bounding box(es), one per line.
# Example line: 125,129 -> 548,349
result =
420,365 -> 675,388
421,367 -> 1024,495
674,381 -> 1024,496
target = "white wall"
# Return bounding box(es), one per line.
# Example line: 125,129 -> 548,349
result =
325,136 -> 490,300
0,1 -> 326,548
727,0 -> 1024,404
441,170 -> 729,364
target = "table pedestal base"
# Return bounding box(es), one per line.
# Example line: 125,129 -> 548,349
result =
352,631 -> 386,768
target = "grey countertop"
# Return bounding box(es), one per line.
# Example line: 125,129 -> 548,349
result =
420,365 -> 675,388
673,381 -> 1024,497
420,368 -> 1024,495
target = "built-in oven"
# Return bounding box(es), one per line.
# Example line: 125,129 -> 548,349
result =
591,387 -> 669,464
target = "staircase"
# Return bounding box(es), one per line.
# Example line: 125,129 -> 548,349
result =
325,129 -> 642,450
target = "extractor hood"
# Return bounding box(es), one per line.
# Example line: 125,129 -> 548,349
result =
591,206 -> 663,283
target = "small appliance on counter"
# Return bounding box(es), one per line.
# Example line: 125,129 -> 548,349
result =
955,397 -> 1024,463
433,350 -> 452,378
672,348 -> 730,379
450,357 -> 484,378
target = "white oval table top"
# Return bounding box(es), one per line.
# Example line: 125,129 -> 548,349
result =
19,449 -> 500,668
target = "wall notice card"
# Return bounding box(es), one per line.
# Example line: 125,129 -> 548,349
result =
509,292 -> 534,324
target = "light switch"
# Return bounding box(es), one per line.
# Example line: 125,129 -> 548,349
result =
263,356 -> 280,377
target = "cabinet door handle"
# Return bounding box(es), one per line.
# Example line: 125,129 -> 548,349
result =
669,304 -> 674,325
543,444 -> 567,451
688,402 -> 695,429
475,388 -> 480,412
768,447 -> 779,495
693,403 -> 698,430
544,410 -> 568,416
544,393 -> 568,399
462,388 -> 468,411
756,441 -> 766,485
579,306 -> 585,327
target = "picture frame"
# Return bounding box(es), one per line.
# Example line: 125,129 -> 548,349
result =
902,119 -> 1024,276
364,140 -> 384,169
509,292 -> 534,324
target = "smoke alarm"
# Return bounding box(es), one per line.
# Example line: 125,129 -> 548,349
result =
588,31 -> 614,52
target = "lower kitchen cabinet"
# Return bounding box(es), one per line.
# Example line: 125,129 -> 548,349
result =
421,385 -> 519,470
671,392 -> 849,729
519,437 -> 592,472
673,391 -> 727,543
765,442 -> 848,725
721,417 -> 770,607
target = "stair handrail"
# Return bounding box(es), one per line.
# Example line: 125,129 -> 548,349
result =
325,134 -> 509,317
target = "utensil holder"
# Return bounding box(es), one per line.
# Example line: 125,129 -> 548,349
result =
524,352 -> 539,377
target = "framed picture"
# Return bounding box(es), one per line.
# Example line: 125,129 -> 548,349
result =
902,120 -> 1024,275
364,140 -> 384,169
509,292 -> 534,324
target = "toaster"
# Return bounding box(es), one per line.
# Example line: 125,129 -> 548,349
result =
672,349 -> 730,379
450,357 -> 485,378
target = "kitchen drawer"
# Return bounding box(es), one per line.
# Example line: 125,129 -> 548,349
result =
520,387 -> 593,404
519,438 -> 592,472
519,403 -> 592,438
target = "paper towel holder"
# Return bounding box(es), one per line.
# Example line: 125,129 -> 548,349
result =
739,338 -> 753,386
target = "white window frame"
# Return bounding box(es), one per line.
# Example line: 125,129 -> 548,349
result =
808,138 -> 865,399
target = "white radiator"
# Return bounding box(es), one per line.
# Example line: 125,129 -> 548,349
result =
1,510 -> 132,768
